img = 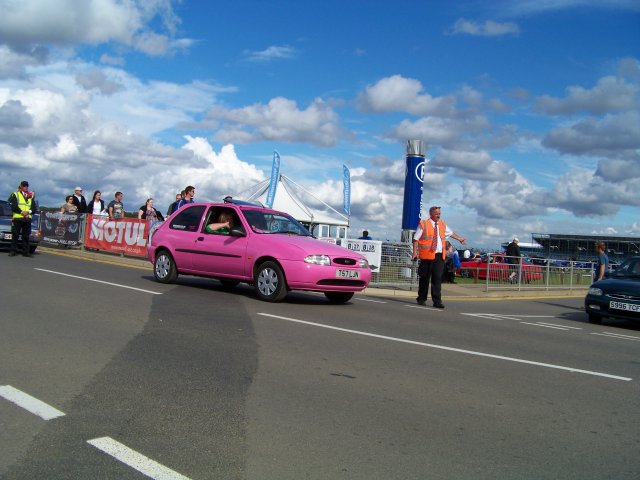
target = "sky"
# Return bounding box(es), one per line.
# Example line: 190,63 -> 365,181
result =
0,0 -> 639,249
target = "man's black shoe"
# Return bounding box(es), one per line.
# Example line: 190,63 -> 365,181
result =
8,252 -> 16,257
416,298 -> 426,306
433,303 -> 445,309
22,253 -> 33,258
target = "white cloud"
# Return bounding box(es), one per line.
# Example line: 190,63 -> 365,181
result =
357,75 -> 456,116
0,0 -> 190,56
207,97 -> 342,147
242,45 -> 297,63
451,19 -> 520,37
535,76 -> 639,115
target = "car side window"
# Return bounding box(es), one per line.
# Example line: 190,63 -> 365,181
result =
169,205 -> 205,232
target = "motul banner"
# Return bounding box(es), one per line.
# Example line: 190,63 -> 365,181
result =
85,215 -> 148,257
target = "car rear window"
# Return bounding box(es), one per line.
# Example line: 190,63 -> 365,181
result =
169,205 -> 205,232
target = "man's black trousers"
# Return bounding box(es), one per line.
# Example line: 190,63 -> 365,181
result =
417,255 -> 445,304
11,220 -> 31,254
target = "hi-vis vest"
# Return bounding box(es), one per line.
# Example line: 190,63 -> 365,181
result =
12,191 -> 32,220
417,219 -> 447,260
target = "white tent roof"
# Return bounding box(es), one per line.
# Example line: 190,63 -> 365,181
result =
241,174 -> 349,227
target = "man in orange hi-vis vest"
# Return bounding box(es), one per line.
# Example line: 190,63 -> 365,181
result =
412,206 -> 466,308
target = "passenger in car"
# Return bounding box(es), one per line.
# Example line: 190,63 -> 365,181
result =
206,211 -> 234,235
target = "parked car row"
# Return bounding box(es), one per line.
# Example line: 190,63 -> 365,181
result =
459,254 -> 543,282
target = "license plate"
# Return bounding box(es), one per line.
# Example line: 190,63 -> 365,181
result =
336,269 -> 360,279
610,301 -> 640,312
3,233 -> 11,240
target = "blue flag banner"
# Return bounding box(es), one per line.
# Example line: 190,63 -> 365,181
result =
343,164 -> 351,216
265,150 -> 280,208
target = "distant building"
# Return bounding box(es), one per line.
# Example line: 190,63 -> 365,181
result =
530,233 -> 640,262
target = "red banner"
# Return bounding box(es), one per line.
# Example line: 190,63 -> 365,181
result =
85,215 -> 149,257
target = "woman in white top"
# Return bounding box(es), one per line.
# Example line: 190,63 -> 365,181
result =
87,190 -> 106,216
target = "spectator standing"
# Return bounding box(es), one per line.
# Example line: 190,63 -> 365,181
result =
87,190 -> 106,216
166,192 -> 182,216
358,230 -> 373,240
138,198 -> 164,222
506,237 -> 522,282
595,241 -> 609,281
8,180 -> 37,257
412,206 -> 466,308
108,192 -> 125,219
173,186 -> 195,213
60,195 -> 78,213
71,187 -> 87,213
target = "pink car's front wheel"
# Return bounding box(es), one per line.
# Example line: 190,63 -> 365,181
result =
255,261 -> 288,302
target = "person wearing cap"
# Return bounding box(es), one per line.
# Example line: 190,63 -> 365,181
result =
8,180 -> 38,257
71,186 -> 87,213
506,237 -> 522,282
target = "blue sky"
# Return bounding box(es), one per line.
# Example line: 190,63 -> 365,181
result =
0,0 -> 639,248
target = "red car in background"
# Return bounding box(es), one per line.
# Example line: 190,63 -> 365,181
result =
460,254 -> 543,282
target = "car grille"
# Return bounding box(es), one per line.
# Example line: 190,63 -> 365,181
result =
609,293 -> 640,301
333,257 -> 357,266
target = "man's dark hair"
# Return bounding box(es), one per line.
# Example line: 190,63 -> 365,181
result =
363,230 -> 369,236
115,191 -> 123,197
185,186 -> 195,194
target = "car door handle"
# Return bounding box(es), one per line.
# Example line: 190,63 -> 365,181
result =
197,236 -> 204,241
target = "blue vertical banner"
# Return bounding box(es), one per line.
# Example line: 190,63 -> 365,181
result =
401,140 -> 426,230
265,150 -> 280,208
343,164 -> 351,216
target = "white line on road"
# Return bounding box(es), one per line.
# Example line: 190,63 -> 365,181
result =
592,332 -> 640,342
0,385 -> 65,420
257,313 -> 632,382
35,268 -> 162,295
404,304 -> 443,311
536,322 -> 582,330
87,437 -> 191,480
520,322 -> 569,330
356,298 -> 388,303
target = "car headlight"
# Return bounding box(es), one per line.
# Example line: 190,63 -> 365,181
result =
305,255 -> 331,266
358,259 -> 369,268
587,287 -> 603,296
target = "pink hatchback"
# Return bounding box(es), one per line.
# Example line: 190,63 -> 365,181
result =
148,199 -> 371,303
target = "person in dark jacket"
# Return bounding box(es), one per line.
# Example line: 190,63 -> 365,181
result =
506,237 -> 522,282
87,190 -> 106,216
71,186 -> 88,213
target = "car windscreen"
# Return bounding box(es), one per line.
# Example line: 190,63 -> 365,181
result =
610,258 -> 640,278
0,201 -> 11,217
243,210 -> 311,236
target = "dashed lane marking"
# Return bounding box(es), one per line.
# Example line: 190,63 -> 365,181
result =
591,332 -> 640,342
257,313 -> 632,382
87,437 -> 191,480
35,268 -> 162,295
0,385 -> 65,420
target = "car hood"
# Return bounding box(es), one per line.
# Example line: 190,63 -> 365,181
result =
592,277 -> 640,295
255,234 -> 364,260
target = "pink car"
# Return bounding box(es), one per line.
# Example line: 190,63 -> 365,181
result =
148,200 -> 371,303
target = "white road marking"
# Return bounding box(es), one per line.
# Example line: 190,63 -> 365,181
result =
257,313 -> 632,382
536,322 -> 582,330
520,322 -> 569,330
404,304 -> 443,311
356,298 -> 387,303
87,437 -> 191,480
0,385 -> 65,420
592,332 -> 640,342
35,268 -> 162,295
462,313 -> 556,322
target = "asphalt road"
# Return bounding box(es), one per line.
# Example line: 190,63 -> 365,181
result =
1,251 -> 639,479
